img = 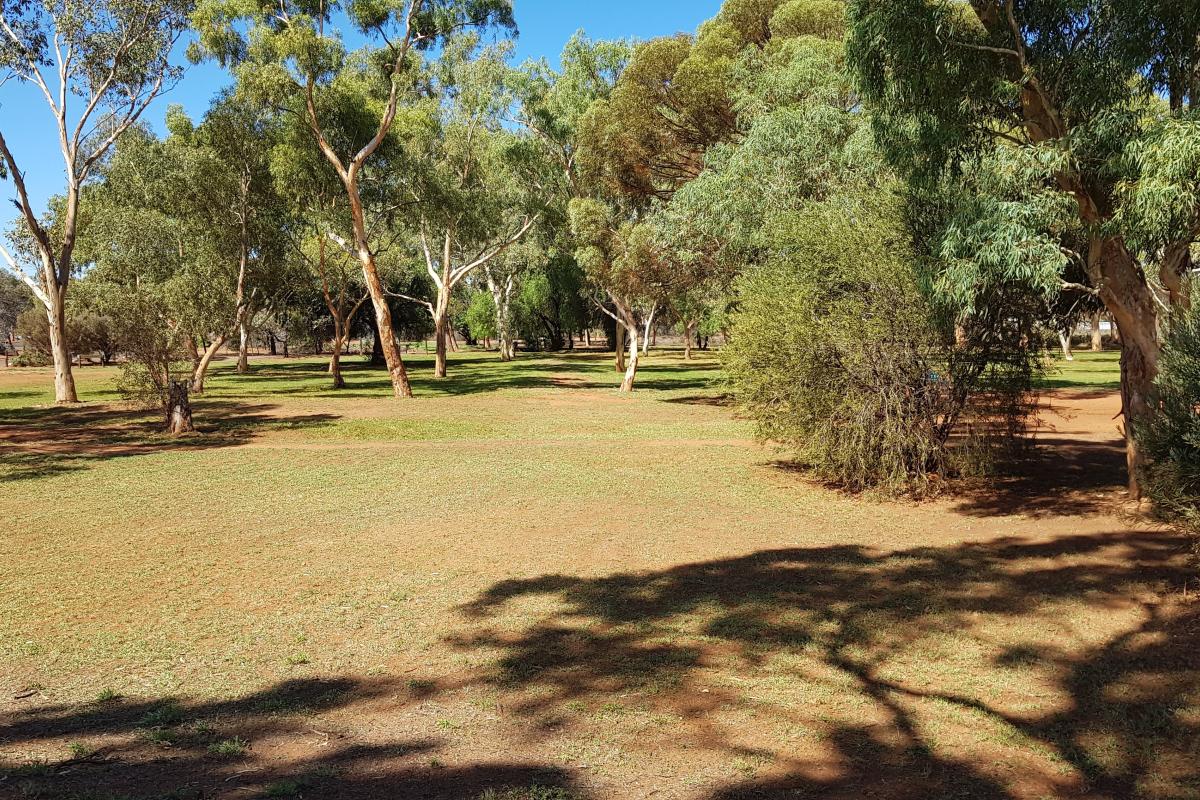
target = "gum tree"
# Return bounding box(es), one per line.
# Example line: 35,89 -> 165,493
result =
0,0 -> 190,402
847,0 -> 1200,493
193,0 -> 515,398
398,37 -> 540,378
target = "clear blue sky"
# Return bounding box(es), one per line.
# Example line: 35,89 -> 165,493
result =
0,0 -> 721,236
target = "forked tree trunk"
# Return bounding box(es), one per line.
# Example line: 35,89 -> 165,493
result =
488,271 -> 517,362
619,321 -> 640,393
614,325 -> 626,372
642,304 -> 657,356
1091,310 -> 1104,351
166,380 -> 194,435
684,320 -> 697,360
329,339 -> 346,390
191,334 -> 228,394
1058,330 -> 1074,361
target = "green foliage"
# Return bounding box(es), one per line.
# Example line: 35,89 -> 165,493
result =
1138,300 -> 1200,536
725,197 -> 950,493
0,272 -> 29,347
463,289 -> 497,342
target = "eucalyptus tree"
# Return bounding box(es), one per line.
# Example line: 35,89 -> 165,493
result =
0,0 -> 191,402
846,0 -> 1200,492
270,103 -> 372,388
569,198 -> 669,392
399,36 -> 541,378
174,96 -> 290,379
193,0 -> 515,398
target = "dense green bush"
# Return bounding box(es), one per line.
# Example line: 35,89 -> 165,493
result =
1138,299 -> 1200,536
724,196 -> 1041,494
725,199 -> 949,493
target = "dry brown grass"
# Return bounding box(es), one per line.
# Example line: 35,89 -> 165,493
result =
0,352 -> 1195,800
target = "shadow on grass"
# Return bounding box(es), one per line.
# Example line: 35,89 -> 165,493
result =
0,679 -> 588,800
0,402 -> 340,483
456,531 -> 1197,799
949,437 -> 1128,519
1,533 -> 1193,798
203,352 -> 723,398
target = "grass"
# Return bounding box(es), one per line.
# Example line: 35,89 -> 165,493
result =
1039,348 -> 1122,389
0,347 -> 1191,800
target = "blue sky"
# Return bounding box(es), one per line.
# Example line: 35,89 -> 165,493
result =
0,0 -> 721,236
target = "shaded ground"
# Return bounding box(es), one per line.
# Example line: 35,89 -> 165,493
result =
0,352 -> 1195,799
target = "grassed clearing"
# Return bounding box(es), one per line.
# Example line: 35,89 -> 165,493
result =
0,351 -> 1195,800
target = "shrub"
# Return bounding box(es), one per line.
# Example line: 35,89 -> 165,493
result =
1138,299 -> 1200,536
724,196 -> 1040,494
107,292 -> 191,411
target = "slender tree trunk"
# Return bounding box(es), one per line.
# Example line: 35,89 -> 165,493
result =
433,282 -> 451,378
237,319 -> 251,374
1091,310 -> 1103,351
1058,330 -> 1074,361
615,325 -> 626,372
619,320 -> 639,393
329,336 -> 346,389
487,268 -> 517,362
684,320 -> 697,360
345,192 -> 411,396
191,335 -> 228,394
642,303 -> 657,356
46,293 -> 78,403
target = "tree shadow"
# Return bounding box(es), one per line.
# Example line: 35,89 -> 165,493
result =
206,353 -> 723,398
948,435 -> 1129,518
0,401 -> 340,483
455,532 -> 1197,799
0,678 -> 591,800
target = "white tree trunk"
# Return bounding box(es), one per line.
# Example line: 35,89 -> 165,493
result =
237,319 -> 251,373
191,335 -> 228,394
641,303 -> 657,356
620,321 -> 639,393
46,292 -> 78,403
1058,330 -> 1074,361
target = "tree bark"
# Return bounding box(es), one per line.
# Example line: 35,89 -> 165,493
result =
642,303 -> 657,356
615,325 -> 626,372
486,266 -> 518,362
684,320 -> 697,360
237,319 -> 251,374
46,293 -> 78,403
191,335 -> 228,394
431,277 -> 452,378
166,380 -> 194,435
1090,310 -> 1103,351
1058,330 -> 1074,361
617,313 -> 640,392
329,337 -> 346,389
